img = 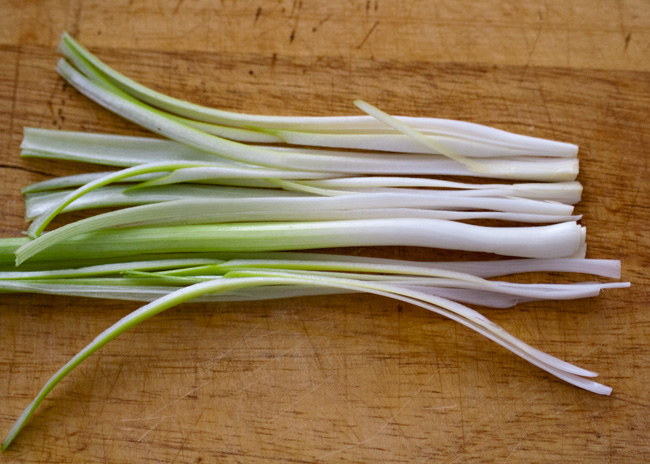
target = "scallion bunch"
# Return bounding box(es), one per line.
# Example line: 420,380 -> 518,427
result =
0,32 -> 628,451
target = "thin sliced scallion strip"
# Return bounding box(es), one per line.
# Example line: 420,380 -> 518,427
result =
129,166 -> 336,190
20,129 -> 580,181
212,259 -> 511,283
21,172 -> 164,193
21,127 -> 231,167
1,276 -> 191,287
293,184 -> 579,204
125,268 -> 629,307
399,286 -> 538,308
328,256 -> 620,279
0,279 -> 534,309
26,161 -> 233,237
162,259 -> 490,284
0,276 -> 321,450
1,253 -> 624,305
270,180 -> 581,223
266,129 -> 578,157
0,269 -> 611,451
265,182 -> 576,215
0,265 -> 630,305
145,167 -> 582,200
0,259 -> 222,280
260,145 -> 580,180
354,99 -> 475,168
24,184 -> 308,220
153,254 -> 622,279
16,193 -> 581,265
59,32 -> 578,158
165,113 -> 283,143
20,185 -> 580,262
23,144 -> 580,181
297,177 -> 583,204
0,280 -> 188,299
355,100 -> 572,180
57,59 -> 464,175
271,178 -> 579,209
0,279 -> 349,302
224,270 -> 605,380
212,265 -> 629,300
23,124 -> 582,182
436,258 -> 620,278
56,57 -> 580,181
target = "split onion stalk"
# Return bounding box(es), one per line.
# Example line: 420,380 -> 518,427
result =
0,32 -> 629,450
0,251 -> 629,450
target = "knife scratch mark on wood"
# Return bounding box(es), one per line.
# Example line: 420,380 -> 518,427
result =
200,348 -> 233,371
233,372 -> 272,395
357,21 -> 379,49
312,14 -> 332,33
0,164 -> 53,177
317,373 -> 435,459
503,423 -> 534,463
266,374 -> 334,423
173,0 -> 186,14
290,0 -> 302,18
299,319 -> 327,373
624,32 -> 632,51
556,398 -> 588,415
6,47 -> 21,155
69,0 -> 83,38
609,394 -> 650,409
229,341 -> 303,394
101,362 -> 125,404
131,381 -> 213,421
137,415 -> 168,442
200,324 -> 265,370
519,17 -> 545,83
456,328 -> 467,449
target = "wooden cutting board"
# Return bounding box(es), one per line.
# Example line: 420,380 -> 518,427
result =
1,1 -> 648,462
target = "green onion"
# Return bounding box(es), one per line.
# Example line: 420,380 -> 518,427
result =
58,32 -> 579,158
1,268 -> 619,451
0,31 -> 629,452
55,34 -> 580,181
16,219 -> 585,267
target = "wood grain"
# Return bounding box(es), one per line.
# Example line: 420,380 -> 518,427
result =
1,1 -> 648,462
